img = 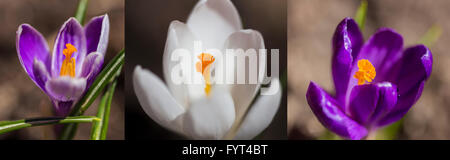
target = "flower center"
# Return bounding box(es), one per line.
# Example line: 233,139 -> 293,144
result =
195,53 -> 215,96
60,43 -> 77,77
353,59 -> 376,85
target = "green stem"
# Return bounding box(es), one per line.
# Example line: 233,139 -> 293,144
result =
90,90 -> 109,140
59,49 -> 124,140
0,116 -> 99,135
375,25 -> 441,140
100,81 -> 116,139
74,0 -> 89,25
280,70 -> 287,90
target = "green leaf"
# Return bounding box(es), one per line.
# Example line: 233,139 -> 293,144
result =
90,80 -> 117,140
60,116 -> 101,123
0,116 -> 99,135
59,49 -> 124,140
90,89 -> 109,140
0,120 -> 30,134
418,25 -> 442,47
100,81 -> 117,139
355,0 -> 368,31
74,0 -> 89,25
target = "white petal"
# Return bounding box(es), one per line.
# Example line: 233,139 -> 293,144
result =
97,14 -> 110,55
223,29 -> 266,129
181,90 -> 235,140
234,78 -> 282,140
187,0 -> 242,48
133,66 -> 185,133
163,20 -> 197,107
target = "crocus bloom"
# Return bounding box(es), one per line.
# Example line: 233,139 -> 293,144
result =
306,17 -> 432,140
16,15 -> 110,116
133,0 -> 282,140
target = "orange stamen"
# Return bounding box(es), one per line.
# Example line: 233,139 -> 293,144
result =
60,43 -> 77,77
353,59 -> 376,85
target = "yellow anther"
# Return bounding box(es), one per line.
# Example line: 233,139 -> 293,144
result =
196,53 -> 215,96
353,59 -> 376,85
60,43 -> 77,77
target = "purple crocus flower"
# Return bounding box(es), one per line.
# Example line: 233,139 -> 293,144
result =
306,17 -> 433,140
16,15 -> 110,117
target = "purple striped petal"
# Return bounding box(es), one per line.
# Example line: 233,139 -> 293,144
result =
377,45 -> 432,126
52,100 -> 74,134
32,59 -> 51,91
85,14 -> 109,56
45,76 -> 86,102
51,18 -> 86,77
348,82 -> 398,127
16,24 -> 51,85
306,81 -> 367,140
80,52 -> 104,88
332,17 -> 363,104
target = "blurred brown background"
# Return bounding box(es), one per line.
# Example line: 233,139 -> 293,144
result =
0,0 -> 124,140
288,0 -> 450,139
125,0 -> 287,139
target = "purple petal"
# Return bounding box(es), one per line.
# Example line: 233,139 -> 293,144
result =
45,76 -> 86,102
353,28 -> 403,81
32,59 -> 51,92
16,24 -> 51,83
186,0 -> 242,48
332,17 -> 363,104
377,45 -> 432,126
348,82 -> 398,127
84,14 -> 109,55
51,18 -> 86,77
80,52 -> 104,88
306,81 -> 368,140
346,29 -> 403,107
395,45 -> 432,94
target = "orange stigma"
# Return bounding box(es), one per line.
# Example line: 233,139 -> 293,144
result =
195,53 -> 215,96
60,43 -> 77,77
353,59 -> 376,85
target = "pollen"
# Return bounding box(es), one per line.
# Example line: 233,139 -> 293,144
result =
60,43 -> 77,77
353,59 -> 376,85
196,53 -> 215,96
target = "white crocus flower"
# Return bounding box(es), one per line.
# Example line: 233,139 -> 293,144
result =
133,0 -> 282,140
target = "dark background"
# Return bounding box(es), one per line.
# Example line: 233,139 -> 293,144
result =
125,0 -> 287,139
0,0 -> 124,140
